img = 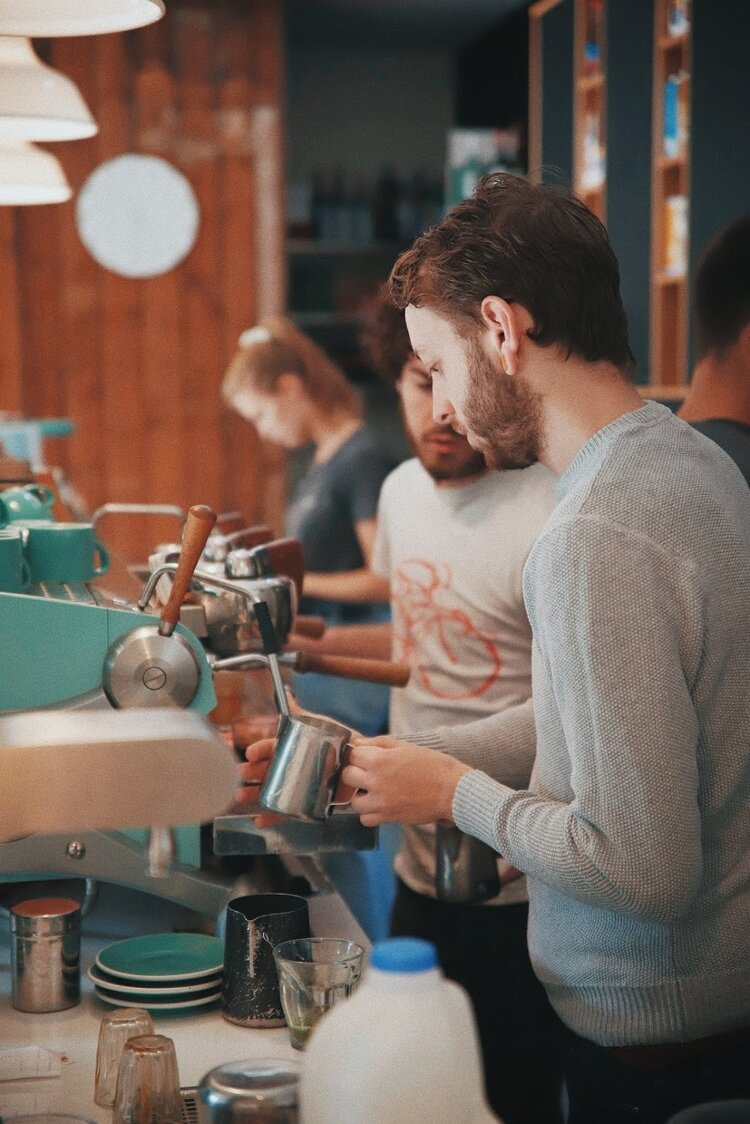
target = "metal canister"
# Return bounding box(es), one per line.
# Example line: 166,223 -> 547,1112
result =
435,825 -> 502,904
9,896 -> 81,1012
196,1059 -> 300,1123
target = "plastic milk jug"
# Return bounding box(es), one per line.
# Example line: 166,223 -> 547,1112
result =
299,937 -> 499,1124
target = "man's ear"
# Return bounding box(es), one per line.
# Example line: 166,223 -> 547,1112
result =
480,296 -> 522,375
276,372 -> 306,399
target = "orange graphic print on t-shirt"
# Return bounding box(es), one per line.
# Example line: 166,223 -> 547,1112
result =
393,558 -> 501,699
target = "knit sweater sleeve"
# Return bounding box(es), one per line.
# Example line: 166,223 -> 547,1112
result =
453,515 -> 704,924
398,697 -> 536,789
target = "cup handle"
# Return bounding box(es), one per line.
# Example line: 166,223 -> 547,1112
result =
328,743 -> 361,810
92,539 -> 109,577
19,556 -> 32,592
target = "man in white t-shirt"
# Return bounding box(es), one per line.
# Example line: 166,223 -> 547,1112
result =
242,294 -> 566,1122
360,293 -> 565,1124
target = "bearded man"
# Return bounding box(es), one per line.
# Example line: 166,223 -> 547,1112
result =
339,174 -> 750,1124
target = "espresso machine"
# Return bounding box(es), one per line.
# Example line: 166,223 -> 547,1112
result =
1,499 -> 405,917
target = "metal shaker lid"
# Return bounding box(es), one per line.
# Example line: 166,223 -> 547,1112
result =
10,897 -> 80,937
197,1058 -> 300,1114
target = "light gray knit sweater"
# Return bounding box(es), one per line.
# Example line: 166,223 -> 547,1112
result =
409,402 -> 750,1046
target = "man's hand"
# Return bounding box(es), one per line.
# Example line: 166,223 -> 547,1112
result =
341,735 -> 471,827
231,715 -> 279,750
237,737 -> 276,801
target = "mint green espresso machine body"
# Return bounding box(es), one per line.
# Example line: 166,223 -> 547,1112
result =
0,586 -> 217,883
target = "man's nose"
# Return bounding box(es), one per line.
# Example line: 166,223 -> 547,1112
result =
431,378 -> 455,425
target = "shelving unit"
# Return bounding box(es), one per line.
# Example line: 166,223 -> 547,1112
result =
573,0 -> 607,222
649,0 -> 692,389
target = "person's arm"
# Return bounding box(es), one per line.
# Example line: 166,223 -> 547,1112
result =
286,621 -> 392,660
303,517 -> 390,602
452,518 -> 704,924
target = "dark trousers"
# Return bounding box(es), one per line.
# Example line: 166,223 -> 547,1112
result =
390,880 -> 567,1124
565,1030 -> 750,1124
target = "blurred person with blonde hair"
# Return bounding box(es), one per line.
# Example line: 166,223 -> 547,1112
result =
222,315 -> 396,734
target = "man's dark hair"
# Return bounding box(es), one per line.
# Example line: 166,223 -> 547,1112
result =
694,216 -> 750,359
361,284 -> 413,386
388,172 -> 635,372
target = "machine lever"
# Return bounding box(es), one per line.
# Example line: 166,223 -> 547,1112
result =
158,505 -> 217,637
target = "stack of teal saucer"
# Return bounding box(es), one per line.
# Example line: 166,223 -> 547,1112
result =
89,933 -> 224,1012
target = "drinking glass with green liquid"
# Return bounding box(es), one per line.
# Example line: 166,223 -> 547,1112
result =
273,938 -> 364,1050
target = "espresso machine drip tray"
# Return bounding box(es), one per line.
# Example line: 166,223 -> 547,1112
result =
213,812 -> 377,856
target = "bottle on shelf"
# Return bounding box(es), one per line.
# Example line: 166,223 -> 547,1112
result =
583,0 -> 604,74
299,938 -> 498,1124
663,70 -> 690,158
666,0 -> 690,37
663,194 -> 689,277
372,165 -> 401,243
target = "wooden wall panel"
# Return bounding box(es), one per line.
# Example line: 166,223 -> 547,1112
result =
0,0 -> 285,563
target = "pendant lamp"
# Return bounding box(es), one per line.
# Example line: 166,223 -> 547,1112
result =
0,0 -> 165,36
0,37 -> 97,142
0,141 -> 72,205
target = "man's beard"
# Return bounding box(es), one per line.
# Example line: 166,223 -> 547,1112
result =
462,339 -> 543,470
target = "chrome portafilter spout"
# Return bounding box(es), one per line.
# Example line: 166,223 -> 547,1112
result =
146,827 -> 176,878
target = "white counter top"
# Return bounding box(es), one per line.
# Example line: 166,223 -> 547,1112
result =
0,881 -> 368,1120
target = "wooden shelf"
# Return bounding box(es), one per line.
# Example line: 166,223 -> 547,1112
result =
638,384 -> 687,401
649,0 -> 691,388
577,71 -> 604,93
655,271 -> 687,286
657,154 -> 688,171
573,0 -> 607,224
658,30 -> 690,50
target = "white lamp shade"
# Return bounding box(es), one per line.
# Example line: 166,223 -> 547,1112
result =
0,141 -> 72,205
0,0 -> 165,36
0,37 -> 97,142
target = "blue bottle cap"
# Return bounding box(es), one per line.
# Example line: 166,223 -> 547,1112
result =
370,938 -> 438,973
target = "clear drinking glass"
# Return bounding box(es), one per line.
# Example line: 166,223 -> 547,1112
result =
94,1007 -> 154,1107
273,937 -> 364,1050
112,1034 -> 182,1124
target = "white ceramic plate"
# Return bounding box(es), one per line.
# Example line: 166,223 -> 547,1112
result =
88,962 -> 222,996
94,986 -> 222,1012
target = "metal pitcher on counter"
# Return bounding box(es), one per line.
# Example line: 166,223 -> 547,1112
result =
435,825 -> 501,904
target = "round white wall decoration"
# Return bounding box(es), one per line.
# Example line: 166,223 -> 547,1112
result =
76,154 -> 200,278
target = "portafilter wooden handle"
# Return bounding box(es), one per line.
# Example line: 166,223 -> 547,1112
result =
158,504 -> 217,636
293,652 -> 410,687
224,524 -> 275,550
253,537 -> 305,599
291,615 -> 327,639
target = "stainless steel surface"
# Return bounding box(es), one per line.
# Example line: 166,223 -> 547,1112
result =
267,652 -> 291,718
435,825 -> 501,904
213,812 -> 378,856
0,831 -> 240,918
224,548 -> 263,579
200,576 -> 296,657
141,560 -> 296,659
197,1059 -> 300,1122
146,826 -> 176,878
259,715 -> 352,823
92,502 -> 186,533
10,897 -> 81,1012
103,624 -> 200,708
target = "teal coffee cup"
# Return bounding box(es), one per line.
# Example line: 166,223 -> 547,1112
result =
0,484 -> 55,526
0,529 -> 31,592
21,522 -> 109,583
